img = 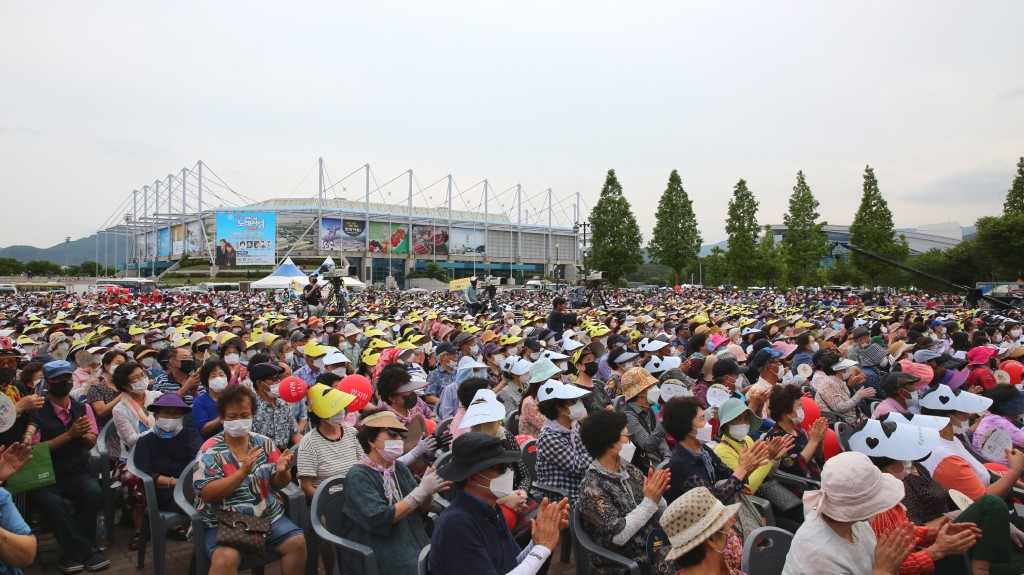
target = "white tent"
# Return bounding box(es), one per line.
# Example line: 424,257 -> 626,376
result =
250,258 -> 308,290
317,256 -> 367,292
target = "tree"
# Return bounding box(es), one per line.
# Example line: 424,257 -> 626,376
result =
1005,156 -> 1024,216
781,171 -> 829,286
724,179 -> 760,287
588,169 -> 644,283
754,225 -> 782,287
648,170 -> 702,285
975,214 -> 1024,280
702,247 -> 729,287
0,258 -> 23,276
848,166 -> 910,287
24,260 -> 61,277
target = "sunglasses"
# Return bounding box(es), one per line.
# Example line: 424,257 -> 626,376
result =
383,428 -> 408,439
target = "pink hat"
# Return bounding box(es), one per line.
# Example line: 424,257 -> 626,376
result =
708,335 -> 729,351
967,347 -> 998,366
945,369 -> 970,390
802,451 -> 904,522
772,341 -> 798,358
896,360 -> 933,389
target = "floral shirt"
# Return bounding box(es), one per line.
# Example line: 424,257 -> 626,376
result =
253,396 -> 300,450
193,432 -> 283,527
763,425 -> 822,481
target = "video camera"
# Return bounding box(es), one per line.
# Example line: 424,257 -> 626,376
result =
575,269 -> 607,289
318,262 -> 356,280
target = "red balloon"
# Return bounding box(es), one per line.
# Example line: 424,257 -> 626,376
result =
799,396 -> 820,432
106,286 -> 115,293
822,429 -> 841,460
424,418 -> 437,434
674,285 -> 681,292
278,376 -> 308,403
337,374 -> 372,411
122,288 -> 130,294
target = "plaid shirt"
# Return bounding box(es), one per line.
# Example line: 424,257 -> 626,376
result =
535,419 -> 592,504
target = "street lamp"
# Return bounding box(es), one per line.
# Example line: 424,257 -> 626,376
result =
64,236 -> 71,275
573,221 -> 591,275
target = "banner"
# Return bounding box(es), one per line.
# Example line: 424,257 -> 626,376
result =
411,225 -> 449,256
185,220 -> 203,253
276,215 -> 315,253
158,228 -> 171,257
214,212 -> 277,266
449,277 -> 471,291
171,225 -> 184,256
367,222 -> 409,254
321,218 -> 367,251
146,231 -> 157,259
449,227 -> 486,256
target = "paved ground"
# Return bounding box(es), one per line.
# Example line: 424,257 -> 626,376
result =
24,521 -> 579,574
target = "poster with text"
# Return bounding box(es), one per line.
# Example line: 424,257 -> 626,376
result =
411,225 -> 449,256
321,218 -> 367,251
158,228 -> 171,257
171,225 -> 184,256
135,233 -> 146,261
449,227 -> 486,256
214,212 -> 277,266
185,220 -> 203,254
367,222 -> 409,254
146,231 -> 157,259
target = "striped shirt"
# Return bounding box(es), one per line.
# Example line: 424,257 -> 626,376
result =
296,427 -> 362,490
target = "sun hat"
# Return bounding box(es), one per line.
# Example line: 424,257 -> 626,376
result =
894,360 -> 933,388
457,389 -> 506,429
913,349 -> 943,364
360,410 -> 408,431
395,372 -> 429,393
717,398 -> 763,435
509,358 -> 533,377
621,367 -> 659,400
146,392 -> 193,413
859,343 -> 887,368
660,487 -> 740,561
610,350 -> 639,366
323,350 -> 351,365
802,451 -> 905,522
42,360 -> 75,379
456,356 -> 487,372
539,350 -> 569,362
880,371 -> 922,397
880,412 -> 950,430
849,419 -> 938,461
528,358 -> 563,384
967,347 -> 998,366
986,384 -> 1024,416
919,384 -> 993,414
437,432 -> 523,482
342,323 -> 361,338
831,358 -> 858,371
645,355 -> 681,375
772,341 -> 798,358
537,380 -> 591,403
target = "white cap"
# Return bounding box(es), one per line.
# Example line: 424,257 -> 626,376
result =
323,351 -> 350,365
457,356 -> 487,371
831,358 -> 858,371
458,389 -> 506,429
510,359 -> 533,376
537,380 -> 591,402
645,355 -> 682,374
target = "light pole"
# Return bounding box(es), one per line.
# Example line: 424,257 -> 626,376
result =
64,237 -> 71,275
124,214 -> 132,276
572,221 -> 591,276
554,244 -> 559,280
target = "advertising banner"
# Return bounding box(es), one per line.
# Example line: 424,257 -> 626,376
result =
411,225 -> 449,256
449,277 -> 471,291
158,228 -> 171,257
135,233 -> 146,261
276,215 -> 315,253
321,218 -> 367,251
145,231 -> 157,260
449,227 -> 486,256
367,222 -> 409,254
171,225 -> 184,256
214,212 -> 277,266
185,220 -> 203,254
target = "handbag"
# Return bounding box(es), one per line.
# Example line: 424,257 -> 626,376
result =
214,509 -> 271,556
724,491 -> 767,538
5,443 -> 57,495
757,478 -> 802,513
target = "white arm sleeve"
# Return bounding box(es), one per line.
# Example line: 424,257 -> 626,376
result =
611,497 -> 660,546
507,543 -> 551,575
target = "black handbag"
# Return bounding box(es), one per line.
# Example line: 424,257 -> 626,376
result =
214,509 -> 271,556
757,478 -> 802,513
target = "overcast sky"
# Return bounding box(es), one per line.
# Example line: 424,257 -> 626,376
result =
2,1 -> 1022,249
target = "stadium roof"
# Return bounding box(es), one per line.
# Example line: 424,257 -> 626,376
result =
246,197 -> 513,225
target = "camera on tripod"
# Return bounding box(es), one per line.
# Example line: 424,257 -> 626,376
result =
574,268 -> 607,289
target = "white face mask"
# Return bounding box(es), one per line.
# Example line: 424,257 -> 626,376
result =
131,379 -> 149,393
792,408 -> 805,424
332,367 -> 347,377
692,423 -> 712,443
264,383 -> 280,399
470,345 -> 480,356
327,412 -> 347,427
906,389 -> 919,406
566,402 -> 586,421
482,468 -> 515,499
141,357 -> 156,368
106,364 -> 118,375
776,364 -> 786,379
810,342 -> 820,353
557,361 -> 567,372
314,359 -> 325,369
283,352 -> 294,362
378,439 -> 405,462
952,417 -> 969,435
223,353 -> 240,365
446,360 -> 458,370
618,441 -> 636,463
493,353 -> 505,363
894,461 -> 912,480
1011,329 -> 1022,338
155,417 -> 183,434
646,386 -> 661,404
223,418 -> 252,437
209,376 -> 229,393
728,423 -> 750,440
993,335 -> 1003,344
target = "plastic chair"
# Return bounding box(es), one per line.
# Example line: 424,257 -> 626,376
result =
613,395 -> 626,411
818,411 -> 840,426
570,506 -> 640,575
310,476 -> 380,575
417,545 -> 430,575
748,495 -> 776,527
434,417 -> 454,450
520,439 -> 538,482
740,526 -> 792,575
174,460 -> 285,575
506,410 -> 520,436
834,421 -> 853,452
125,446 -> 189,575
94,419 -> 119,547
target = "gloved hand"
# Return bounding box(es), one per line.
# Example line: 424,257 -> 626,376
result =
416,435 -> 438,459
405,469 -> 450,507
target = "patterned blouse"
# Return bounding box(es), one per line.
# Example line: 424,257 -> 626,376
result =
902,463 -> 955,525
252,396 -> 300,450
518,396 -> 545,439
193,432 -> 283,527
811,372 -> 864,426
763,424 -> 822,481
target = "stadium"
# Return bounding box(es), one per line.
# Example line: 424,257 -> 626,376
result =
97,160 -> 582,289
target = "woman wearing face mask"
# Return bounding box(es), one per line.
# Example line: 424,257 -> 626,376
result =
133,393 -> 202,540
919,384 -> 1024,502
572,346 -> 611,414
110,362 -> 159,550
606,348 -> 640,398
811,352 -> 872,426
218,339 -> 245,384
620,367 -> 671,471
193,360 -> 232,439
191,334 -> 213,368
857,342 -> 889,399
296,392 -> 361,501
193,385 -> 305,575
269,338 -> 295,371
791,332 -> 818,376
135,348 -> 164,380
518,359 -> 562,439
972,384 -> 1024,466
765,384 -> 826,482
340,409 -> 446,574
534,380 -> 594,504
659,487 -> 744,575
376,364 -> 435,453
577,410 -> 670,575
713,398 -> 792,495
86,349 -> 128,430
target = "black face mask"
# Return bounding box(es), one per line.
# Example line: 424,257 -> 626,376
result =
178,360 -> 196,374
401,394 -> 418,409
48,379 -> 73,397
583,362 -> 599,377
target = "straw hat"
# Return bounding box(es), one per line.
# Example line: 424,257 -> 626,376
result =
660,487 -> 740,561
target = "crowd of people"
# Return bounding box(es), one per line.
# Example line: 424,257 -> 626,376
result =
0,280 -> 1022,574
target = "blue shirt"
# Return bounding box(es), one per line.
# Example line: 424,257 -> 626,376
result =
293,364 -> 325,386
430,490 -> 522,575
425,367 -> 457,399
0,488 -> 30,575
192,391 -> 221,439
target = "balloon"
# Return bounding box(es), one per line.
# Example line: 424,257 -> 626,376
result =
122,288 -> 130,294
674,285 -> 681,292
337,374 -> 372,411
423,418 -> 437,434
799,396 -> 820,432
278,376 -> 308,403
106,286 -> 115,293
822,429 -> 841,460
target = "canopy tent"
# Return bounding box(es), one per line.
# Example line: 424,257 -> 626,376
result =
250,258 -> 309,290
317,256 -> 367,291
